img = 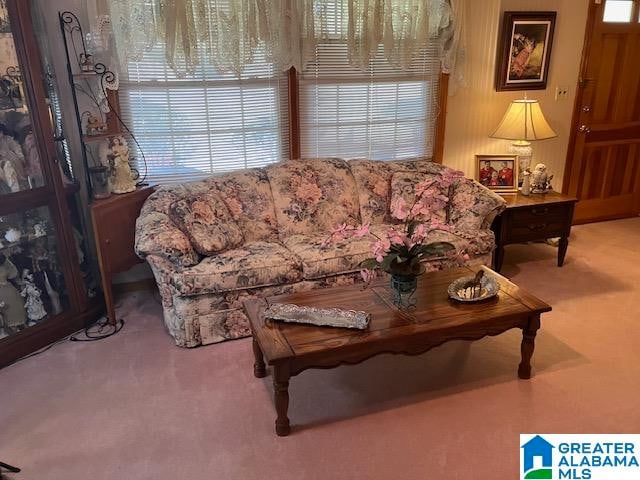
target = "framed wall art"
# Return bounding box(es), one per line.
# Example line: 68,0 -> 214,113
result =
495,11 -> 556,91
476,154 -> 519,193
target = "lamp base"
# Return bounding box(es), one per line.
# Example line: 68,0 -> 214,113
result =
509,141 -> 532,186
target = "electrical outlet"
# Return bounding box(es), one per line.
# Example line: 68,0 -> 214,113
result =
555,86 -> 569,100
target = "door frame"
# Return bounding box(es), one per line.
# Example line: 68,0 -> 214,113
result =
562,0 -> 640,223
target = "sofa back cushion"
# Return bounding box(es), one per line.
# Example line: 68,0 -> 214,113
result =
266,158 -> 360,236
210,168 -> 279,242
169,191 -> 244,256
389,171 -> 449,223
349,158 -> 446,224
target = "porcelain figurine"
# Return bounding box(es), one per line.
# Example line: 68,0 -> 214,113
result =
4,227 -> 21,243
34,222 -> 47,237
101,136 -> 137,194
530,163 -> 554,193
521,168 -> 531,196
0,254 -> 27,333
21,270 -> 47,324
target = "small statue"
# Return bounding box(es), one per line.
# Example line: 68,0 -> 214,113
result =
79,53 -> 95,72
530,163 -> 554,193
101,136 -> 137,194
521,168 -> 531,196
0,254 -> 27,334
34,222 -> 47,237
4,227 -> 21,243
85,112 -> 108,136
20,269 -> 47,324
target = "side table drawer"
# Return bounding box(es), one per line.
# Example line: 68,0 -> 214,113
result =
506,217 -> 567,242
509,204 -> 569,227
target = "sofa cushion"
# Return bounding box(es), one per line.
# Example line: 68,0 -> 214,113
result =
266,158 -> 360,237
389,171 -> 449,223
349,158 -> 446,224
135,211 -> 200,267
169,192 -> 244,256
170,241 -> 303,295
210,168 -> 279,242
283,234 -> 373,280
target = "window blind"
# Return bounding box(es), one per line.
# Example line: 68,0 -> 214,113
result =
119,44 -> 289,184
299,4 -> 443,161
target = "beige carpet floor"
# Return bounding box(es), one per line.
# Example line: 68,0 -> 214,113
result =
1,218 -> 639,480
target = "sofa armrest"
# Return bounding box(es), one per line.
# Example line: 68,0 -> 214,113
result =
135,211 -> 200,267
448,178 -> 506,233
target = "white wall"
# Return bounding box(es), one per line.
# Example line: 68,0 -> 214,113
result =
443,0 -> 590,184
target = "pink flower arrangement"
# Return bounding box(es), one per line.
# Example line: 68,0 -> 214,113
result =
325,168 -> 467,284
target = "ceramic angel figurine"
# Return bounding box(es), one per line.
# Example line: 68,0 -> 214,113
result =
21,269 -> 47,324
101,136 -> 137,194
530,163 -> 554,193
0,253 -> 27,334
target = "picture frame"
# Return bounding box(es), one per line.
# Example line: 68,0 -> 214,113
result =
495,11 -> 556,92
475,155 -> 519,193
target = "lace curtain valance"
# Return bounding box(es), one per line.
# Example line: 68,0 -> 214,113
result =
106,0 -> 465,79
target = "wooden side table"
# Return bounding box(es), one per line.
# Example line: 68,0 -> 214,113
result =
491,192 -> 577,272
90,186 -> 155,325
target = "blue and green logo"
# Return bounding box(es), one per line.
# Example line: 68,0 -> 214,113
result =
522,435 -> 555,479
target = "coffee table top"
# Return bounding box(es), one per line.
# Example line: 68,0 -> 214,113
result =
244,266 -> 551,365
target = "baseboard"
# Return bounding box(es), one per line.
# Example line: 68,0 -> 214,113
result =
113,278 -> 158,294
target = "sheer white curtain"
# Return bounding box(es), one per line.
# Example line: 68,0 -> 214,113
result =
107,0 -> 462,77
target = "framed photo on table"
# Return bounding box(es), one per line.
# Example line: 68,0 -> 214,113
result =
476,155 -> 519,193
495,11 -> 556,91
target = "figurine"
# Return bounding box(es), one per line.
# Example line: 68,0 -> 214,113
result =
0,253 -> 27,334
34,222 -> 47,237
102,136 -> 137,194
0,159 -> 20,193
521,168 -> 531,196
530,163 -> 554,193
4,227 -> 21,243
79,53 -> 95,72
84,112 -> 108,136
21,269 -> 47,324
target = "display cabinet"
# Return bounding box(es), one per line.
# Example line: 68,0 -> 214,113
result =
0,0 -> 101,368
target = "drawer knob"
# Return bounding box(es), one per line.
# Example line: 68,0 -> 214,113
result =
531,207 -> 548,216
528,223 -> 547,231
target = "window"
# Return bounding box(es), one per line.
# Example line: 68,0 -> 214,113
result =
300,43 -> 441,161
120,45 -> 289,184
602,0 -> 634,22
119,1 -> 448,184
299,3 -> 443,161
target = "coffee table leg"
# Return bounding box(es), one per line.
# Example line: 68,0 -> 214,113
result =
518,315 -> 541,379
273,365 -> 290,436
252,337 -> 267,378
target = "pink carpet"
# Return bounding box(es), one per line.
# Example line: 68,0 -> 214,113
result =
1,218 -> 639,480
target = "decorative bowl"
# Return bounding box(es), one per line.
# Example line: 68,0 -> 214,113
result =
448,273 -> 500,302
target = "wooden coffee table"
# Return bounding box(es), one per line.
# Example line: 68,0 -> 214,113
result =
243,265 -> 551,436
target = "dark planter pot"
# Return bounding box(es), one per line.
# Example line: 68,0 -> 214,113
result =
389,272 -> 418,309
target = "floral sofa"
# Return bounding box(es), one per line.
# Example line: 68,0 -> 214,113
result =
135,158 -> 506,347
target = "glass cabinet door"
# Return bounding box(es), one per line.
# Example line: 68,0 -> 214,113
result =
0,205 -> 70,339
0,0 -> 46,195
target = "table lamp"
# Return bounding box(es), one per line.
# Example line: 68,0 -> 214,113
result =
490,97 -> 557,184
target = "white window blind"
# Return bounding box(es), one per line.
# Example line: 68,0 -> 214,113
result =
120,45 -> 289,184
299,4 -> 444,161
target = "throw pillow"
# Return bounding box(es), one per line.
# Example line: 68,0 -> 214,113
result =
389,171 -> 449,224
169,192 -> 244,256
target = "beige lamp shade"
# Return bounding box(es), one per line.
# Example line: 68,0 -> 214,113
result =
490,99 -> 557,142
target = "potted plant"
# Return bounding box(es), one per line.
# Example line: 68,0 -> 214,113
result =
325,169 -> 468,308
